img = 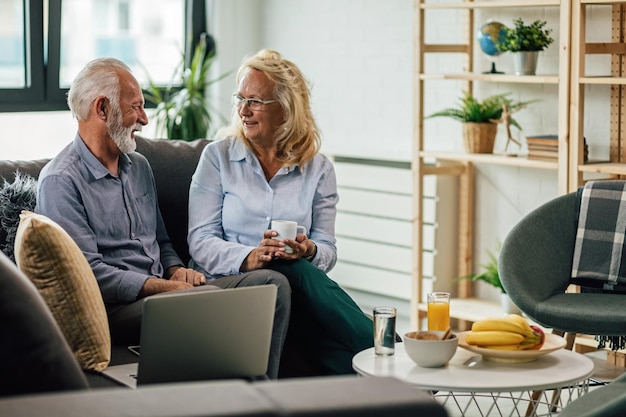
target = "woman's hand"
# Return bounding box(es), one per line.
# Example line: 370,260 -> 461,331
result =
277,232 -> 316,260
240,230 -> 284,271
240,230 -> 316,271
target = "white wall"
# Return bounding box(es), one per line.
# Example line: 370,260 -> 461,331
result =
3,111 -> 75,160
258,0 -> 414,161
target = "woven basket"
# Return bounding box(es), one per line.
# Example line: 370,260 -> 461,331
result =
463,123 -> 497,153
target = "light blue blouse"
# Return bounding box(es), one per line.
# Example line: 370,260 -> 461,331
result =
188,137 -> 338,279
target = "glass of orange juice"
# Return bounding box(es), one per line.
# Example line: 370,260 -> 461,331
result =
427,292 -> 450,331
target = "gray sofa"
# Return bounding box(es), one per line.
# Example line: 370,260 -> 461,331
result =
0,136 -> 448,416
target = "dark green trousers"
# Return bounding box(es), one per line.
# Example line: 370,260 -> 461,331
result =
269,259 -> 373,374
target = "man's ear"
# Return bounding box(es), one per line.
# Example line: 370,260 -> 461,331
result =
95,97 -> 108,119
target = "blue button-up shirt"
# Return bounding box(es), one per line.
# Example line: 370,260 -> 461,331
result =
188,137 -> 338,279
35,135 -> 182,313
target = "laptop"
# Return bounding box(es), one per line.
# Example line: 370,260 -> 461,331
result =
102,285 -> 277,388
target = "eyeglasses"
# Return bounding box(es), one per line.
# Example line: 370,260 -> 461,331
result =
232,94 -> 278,111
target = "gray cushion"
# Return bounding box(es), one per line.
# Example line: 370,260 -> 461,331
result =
0,159 -> 50,182
0,252 -> 89,397
135,136 -> 210,265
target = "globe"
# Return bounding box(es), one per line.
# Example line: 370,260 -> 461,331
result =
476,21 -> 507,73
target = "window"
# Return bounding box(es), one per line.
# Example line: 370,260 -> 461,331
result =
0,0 -> 27,88
0,0 -> 206,112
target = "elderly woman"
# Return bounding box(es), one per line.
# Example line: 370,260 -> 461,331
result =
188,49 -> 373,375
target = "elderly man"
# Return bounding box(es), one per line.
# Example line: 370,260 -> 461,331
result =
35,58 -> 290,379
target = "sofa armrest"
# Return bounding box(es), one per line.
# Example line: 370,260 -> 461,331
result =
254,375 -> 447,417
0,376 -> 447,417
0,380 -> 277,417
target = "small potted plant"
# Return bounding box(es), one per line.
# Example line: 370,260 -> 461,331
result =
496,18 -> 554,75
426,92 -> 536,153
453,245 -> 521,314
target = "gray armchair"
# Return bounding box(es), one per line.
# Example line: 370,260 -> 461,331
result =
559,371 -> 626,417
499,191 -> 626,343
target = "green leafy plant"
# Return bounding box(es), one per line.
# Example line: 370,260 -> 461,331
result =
454,245 -> 505,294
497,18 -> 554,52
143,33 -> 231,141
427,92 -> 536,129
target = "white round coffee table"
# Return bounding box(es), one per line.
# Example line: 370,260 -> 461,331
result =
353,342 -> 595,417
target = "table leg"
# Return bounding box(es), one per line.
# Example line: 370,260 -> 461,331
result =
434,381 -> 589,417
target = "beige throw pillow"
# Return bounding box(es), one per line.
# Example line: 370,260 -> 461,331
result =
14,211 -> 110,372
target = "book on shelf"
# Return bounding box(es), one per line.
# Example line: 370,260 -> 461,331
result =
525,134 -> 558,147
528,144 -> 558,152
527,155 -> 560,162
525,134 -> 590,162
527,149 -> 559,160
526,134 -> 558,161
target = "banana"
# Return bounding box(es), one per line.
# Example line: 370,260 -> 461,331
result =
471,318 -> 528,336
479,344 -> 526,350
465,330 -> 525,346
505,314 -> 533,334
466,315 -> 544,350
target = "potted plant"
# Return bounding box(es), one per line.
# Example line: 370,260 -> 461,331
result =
426,92 -> 536,153
453,245 -> 521,314
496,18 -> 554,75
143,33 -> 231,141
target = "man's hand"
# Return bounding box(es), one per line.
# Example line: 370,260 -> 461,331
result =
166,266 -> 206,286
138,277 -> 193,298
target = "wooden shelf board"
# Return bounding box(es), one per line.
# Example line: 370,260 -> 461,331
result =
417,297 -> 504,324
422,160 -> 466,176
420,73 -> 559,84
581,0 -> 626,5
420,151 -> 559,169
578,161 -> 626,175
580,76 -> 626,85
421,1 -> 560,10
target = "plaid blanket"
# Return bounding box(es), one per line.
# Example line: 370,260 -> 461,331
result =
572,180 -> 626,350
571,180 -> 626,290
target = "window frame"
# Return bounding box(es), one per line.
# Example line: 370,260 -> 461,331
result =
0,0 -> 206,112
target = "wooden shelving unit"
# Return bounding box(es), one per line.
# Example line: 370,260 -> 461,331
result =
412,0 -> 626,332
412,0 -> 571,329
570,0 -> 626,190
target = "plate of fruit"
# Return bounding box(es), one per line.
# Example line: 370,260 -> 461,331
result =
457,314 -> 566,363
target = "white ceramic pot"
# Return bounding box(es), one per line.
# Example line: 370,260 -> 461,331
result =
501,293 -> 522,315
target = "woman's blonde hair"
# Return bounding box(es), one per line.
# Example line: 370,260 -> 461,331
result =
220,49 -> 321,167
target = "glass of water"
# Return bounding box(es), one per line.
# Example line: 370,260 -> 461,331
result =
373,306 -> 397,355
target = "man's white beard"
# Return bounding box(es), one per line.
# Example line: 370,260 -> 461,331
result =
107,106 -> 138,154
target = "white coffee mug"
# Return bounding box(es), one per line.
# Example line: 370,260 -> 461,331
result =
270,220 -> 306,254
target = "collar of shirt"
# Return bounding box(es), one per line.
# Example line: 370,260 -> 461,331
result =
72,134 -> 132,180
229,136 -> 300,175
